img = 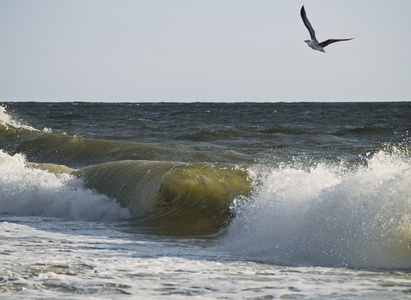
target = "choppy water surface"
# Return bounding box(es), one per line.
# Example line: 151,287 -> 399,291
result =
1,102 -> 410,299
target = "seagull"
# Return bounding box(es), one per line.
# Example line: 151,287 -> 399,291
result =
300,5 -> 353,52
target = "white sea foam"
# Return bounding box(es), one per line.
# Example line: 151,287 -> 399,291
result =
0,105 -> 37,131
0,150 -> 131,221
0,105 -> 14,125
3,218 -> 408,299
225,149 -> 411,269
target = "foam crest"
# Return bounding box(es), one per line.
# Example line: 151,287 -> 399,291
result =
0,151 -> 131,221
0,105 -> 37,131
225,149 -> 411,269
0,106 -> 14,125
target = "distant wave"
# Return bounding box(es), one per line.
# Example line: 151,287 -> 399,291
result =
336,124 -> 411,135
0,119 -> 245,167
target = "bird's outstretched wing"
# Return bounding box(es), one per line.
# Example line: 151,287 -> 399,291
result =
300,5 -> 316,40
318,38 -> 354,48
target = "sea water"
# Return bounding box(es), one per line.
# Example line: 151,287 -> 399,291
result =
0,102 -> 410,299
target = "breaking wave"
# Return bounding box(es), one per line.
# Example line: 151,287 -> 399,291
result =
0,150 -> 250,235
0,150 -> 131,221
223,147 -> 411,269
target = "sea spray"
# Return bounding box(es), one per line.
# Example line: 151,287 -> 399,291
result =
0,150 -> 131,221
224,149 -> 411,269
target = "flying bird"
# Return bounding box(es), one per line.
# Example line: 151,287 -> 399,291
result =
300,5 -> 353,52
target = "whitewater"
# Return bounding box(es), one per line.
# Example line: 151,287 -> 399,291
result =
0,102 -> 410,299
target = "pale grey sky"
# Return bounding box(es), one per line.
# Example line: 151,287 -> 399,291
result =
1,0 -> 410,102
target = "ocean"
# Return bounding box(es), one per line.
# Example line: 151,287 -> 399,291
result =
0,102 -> 410,299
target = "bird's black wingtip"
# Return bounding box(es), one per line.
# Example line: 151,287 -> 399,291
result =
300,5 -> 306,15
